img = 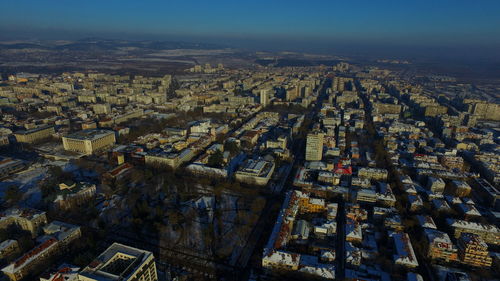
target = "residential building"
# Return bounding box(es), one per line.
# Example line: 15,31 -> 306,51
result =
39,264 -> 80,281
357,168 -> 388,181
392,233 -> 419,268
305,132 -> 324,161
0,240 -> 19,261
260,88 -> 270,106
424,229 -> 458,262
427,176 -> 446,194
457,233 -> 492,267
1,221 -> 80,281
53,182 -> 97,210
0,208 -> 47,238
447,219 -> 500,245
92,104 -> 111,115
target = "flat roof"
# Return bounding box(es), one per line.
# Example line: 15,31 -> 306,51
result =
80,243 -> 154,281
64,129 -> 114,141
14,125 -> 54,135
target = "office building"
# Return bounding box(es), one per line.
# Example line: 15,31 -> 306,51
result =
14,126 -> 55,144
235,158 -> 275,186
78,243 -> 158,281
62,129 -> 116,155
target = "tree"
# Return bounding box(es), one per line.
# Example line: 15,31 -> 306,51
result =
4,185 -> 22,205
207,150 -> 224,168
251,197 -> 266,213
224,141 -> 240,156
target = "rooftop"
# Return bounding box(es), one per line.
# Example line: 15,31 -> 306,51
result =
79,243 -> 154,281
64,129 -> 115,141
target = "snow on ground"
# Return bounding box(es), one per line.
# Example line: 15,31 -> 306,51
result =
0,165 -> 48,207
0,160 -> 81,207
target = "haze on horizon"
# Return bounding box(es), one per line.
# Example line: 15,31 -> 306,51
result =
1,0 -> 499,60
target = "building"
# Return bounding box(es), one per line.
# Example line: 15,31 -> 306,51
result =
0,208 -> 47,238
42,221 -> 82,246
473,178 -> 500,211
457,233 -> 492,267
392,233 -> 419,268
0,240 -> 19,261
0,157 -> 25,178
78,243 -> 158,281
39,264 -> 80,281
2,238 -> 59,281
447,219 -> 500,245
440,155 -> 464,171
0,127 -> 12,146
424,229 -> 458,262
235,158 -> 275,186
262,250 -> 301,271
53,182 -> 97,210
356,188 -> 377,204
345,219 -> 362,243
357,167 -> 388,181
1,221 -> 80,281
299,197 -> 326,213
448,180 -> 471,197
145,148 -> 195,169
427,176 -> 446,194
305,132 -> 324,161
291,220 -> 310,240
92,104 -> 111,115
14,126 -> 55,144
260,88 -> 270,106
417,215 -> 437,229
62,129 -> 116,155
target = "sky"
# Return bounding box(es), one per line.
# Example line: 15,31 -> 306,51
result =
1,0 -> 499,58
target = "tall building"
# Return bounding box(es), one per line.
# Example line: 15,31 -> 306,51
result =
260,89 -> 270,107
62,129 -> 116,155
305,132 -> 324,161
457,233 -> 492,267
78,243 -> 158,281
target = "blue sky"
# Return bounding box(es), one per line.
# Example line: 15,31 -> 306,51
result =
1,0 -> 499,52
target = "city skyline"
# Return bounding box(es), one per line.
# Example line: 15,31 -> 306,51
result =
1,1 -> 500,59
0,2 -> 499,281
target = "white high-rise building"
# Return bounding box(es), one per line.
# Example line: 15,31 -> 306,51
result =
306,132 -> 324,161
260,89 -> 271,106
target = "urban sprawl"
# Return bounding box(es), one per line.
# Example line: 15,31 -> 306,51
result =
0,61 -> 499,281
